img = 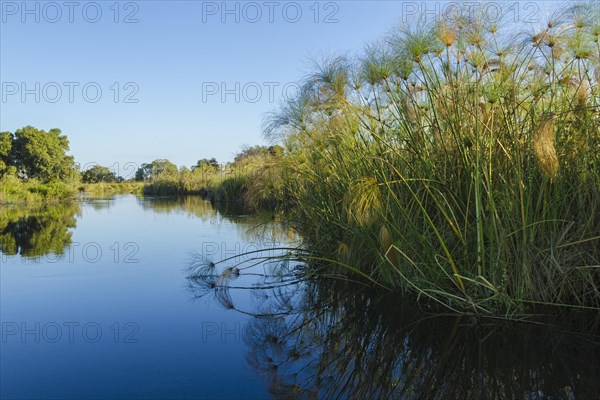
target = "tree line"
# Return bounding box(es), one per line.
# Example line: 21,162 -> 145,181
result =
0,125 -> 283,184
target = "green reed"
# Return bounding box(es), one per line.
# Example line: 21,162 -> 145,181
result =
262,3 -> 600,314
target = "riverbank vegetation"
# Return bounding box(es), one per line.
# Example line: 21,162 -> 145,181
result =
191,3 -> 600,314
257,4 -> 600,314
0,127 -> 143,203
3,3 -> 599,314
0,127 -> 78,204
136,146 -> 285,211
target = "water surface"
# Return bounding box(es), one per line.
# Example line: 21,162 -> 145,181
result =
1,195 -> 598,399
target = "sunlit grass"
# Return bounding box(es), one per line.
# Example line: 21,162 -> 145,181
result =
0,175 -> 75,204
260,2 -> 600,314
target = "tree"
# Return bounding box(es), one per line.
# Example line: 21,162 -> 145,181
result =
233,145 -> 284,164
0,131 -> 14,177
268,145 -> 284,157
192,158 -> 219,171
135,159 -> 178,181
10,126 -> 77,182
81,165 -> 117,183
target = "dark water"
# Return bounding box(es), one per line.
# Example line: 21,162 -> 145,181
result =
1,195 -> 599,399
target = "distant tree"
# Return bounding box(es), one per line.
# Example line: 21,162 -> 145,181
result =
0,131 -> 14,177
81,165 -> 117,183
134,167 -> 145,181
10,126 -> 77,182
268,145 -> 284,157
192,158 -> 219,171
233,145 -> 284,164
135,159 -> 178,181
234,145 -> 269,163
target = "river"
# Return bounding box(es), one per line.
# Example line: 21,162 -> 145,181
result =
1,195 -> 598,399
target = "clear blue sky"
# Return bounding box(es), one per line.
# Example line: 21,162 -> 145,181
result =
1,0 -> 561,172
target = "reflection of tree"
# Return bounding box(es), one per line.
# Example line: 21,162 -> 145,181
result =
138,196 -> 218,222
0,202 -> 80,257
223,213 -> 297,247
188,261 -> 600,399
84,198 -> 114,211
140,196 -> 297,245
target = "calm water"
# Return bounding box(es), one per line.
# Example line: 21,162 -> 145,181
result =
1,195 -> 599,399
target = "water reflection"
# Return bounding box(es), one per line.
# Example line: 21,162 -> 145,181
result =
141,196 -> 297,244
188,259 -> 600,399
2,195 -> 598,399
0,202 -> 80,257
83,198 -> 113,211
138,196 -> 218,222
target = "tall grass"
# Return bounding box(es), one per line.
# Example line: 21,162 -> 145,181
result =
0,175 -> 76,204
141,152 -> 285,212
78,181 -> 144,195
141,167 -> 219,196
263,3 -> 600,313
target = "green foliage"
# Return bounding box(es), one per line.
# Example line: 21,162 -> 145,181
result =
27,181 -> 73,198
78,181 -> 143,195
260,3 -> 600,314
192,158 -> 219,171
0,175 -> 76,205
143,178 -> 182,195
138,148 -> 285,212
135,159 -> 178,181
233,145 -> 284,163
207,146 -> 285,211
0,127 -> 80,203
210,175 -> 246,205
10,126 -> 77,182
137,157 -> 219,195
81,165 -> 118,183
0,131 -> 13,177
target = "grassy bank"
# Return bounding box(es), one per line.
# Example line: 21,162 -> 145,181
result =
141,150 -> 285,212
0,178 -> 145,205
262,5 -> 600,314
78,181 -> 144,195
0,176 -> 76,204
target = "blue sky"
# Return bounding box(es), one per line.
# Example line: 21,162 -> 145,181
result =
1,0 -> 562,174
